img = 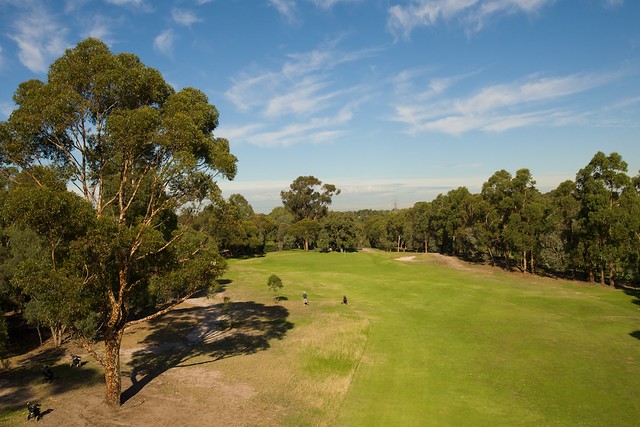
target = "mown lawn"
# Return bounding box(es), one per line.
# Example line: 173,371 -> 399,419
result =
224,250 -> 640,426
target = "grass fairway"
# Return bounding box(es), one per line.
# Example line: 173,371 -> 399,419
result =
225,250 -> 640,426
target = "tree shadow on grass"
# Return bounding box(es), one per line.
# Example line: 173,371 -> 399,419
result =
121,301 -> 293,404
623,288 -> 640,341
624,288 -> 640,307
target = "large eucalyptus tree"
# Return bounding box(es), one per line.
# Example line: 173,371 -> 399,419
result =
0,38 -> 237,405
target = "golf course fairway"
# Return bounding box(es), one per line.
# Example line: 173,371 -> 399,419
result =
224,250 -> 640,426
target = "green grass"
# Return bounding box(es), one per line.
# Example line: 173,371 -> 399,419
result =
224,250 -> 640,426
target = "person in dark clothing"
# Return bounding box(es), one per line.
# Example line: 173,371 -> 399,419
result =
343,295 -> 348,305
42,366 -> 54,383
27,402 -> 41,420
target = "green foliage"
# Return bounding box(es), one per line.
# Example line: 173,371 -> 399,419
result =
0,38 -> 237,404
148,227 -> 227,304
195,194 -> 265,257
267,274 -> 283,299
318,212 -> 358,252
281,176 -> 340,221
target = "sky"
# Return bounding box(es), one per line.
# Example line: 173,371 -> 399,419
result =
0,0 -> 639,213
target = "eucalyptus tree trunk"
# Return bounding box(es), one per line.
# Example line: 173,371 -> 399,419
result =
530,252 -> 535,274
609,262 -> 616,288
104,328 -> 124,406
523,250 -> 527,273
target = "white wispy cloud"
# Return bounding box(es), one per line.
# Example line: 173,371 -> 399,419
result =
312,0 -> 363,10
81,14 -> 115,45
270,0 -> 364,22
227,40 -> 379,113
153,29 -> 175,57
64,0 -> 89,13
241,106 -> 354,147
269,0 -> 299,23
104,0 -> 148,8
388,0 -> 554,39
264,76 -> 341,117
225,40 -> 379,147
603,0 -> 624,8
391,71 -> 620,135
172,8 -> 202,26
8,5 -> 68,74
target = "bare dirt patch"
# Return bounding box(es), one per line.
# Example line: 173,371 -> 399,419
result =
394,255 -> 416,262
1,295 -> 291,426
427,253 -> 475,271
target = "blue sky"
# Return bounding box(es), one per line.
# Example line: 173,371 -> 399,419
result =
0,0 -> 639,213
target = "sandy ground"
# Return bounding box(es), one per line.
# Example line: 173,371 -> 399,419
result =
1,295 -> 282,426
395,252 -> 475,271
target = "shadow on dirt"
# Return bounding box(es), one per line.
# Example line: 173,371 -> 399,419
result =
0,346 -> 103,415
121,300 -> 293,404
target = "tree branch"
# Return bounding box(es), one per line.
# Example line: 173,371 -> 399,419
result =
125,288 -> 203,328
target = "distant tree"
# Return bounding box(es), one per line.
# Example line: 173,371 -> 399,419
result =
267,274 -> 283,302
0,38 -> 236,406
281,176 -> 340,222
364,214 -> 394,251
503,169 -> 544,273
198,195 -> 262,256
386,210 -> 406,252
575,152 -> 630,285
318,212 -> 358,252
407,202 -> 431,253
290,218 -> 321,251
253,213 -> 277,252
540,181 -> 580,276
268,207 -> 295,251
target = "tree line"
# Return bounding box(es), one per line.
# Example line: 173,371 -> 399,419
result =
197,152 -> 640,289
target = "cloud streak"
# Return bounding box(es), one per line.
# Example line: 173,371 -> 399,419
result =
388,0 -> 554,39
225,40 -> 379,146
391,71 -> 621,135
172,8 -> 202,26
8,5 -> 68,74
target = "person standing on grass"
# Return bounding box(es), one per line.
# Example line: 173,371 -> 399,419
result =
303,291 -> 308,305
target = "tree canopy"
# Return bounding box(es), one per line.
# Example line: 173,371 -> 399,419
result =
0,38 -> 237,405
281,176 -> 340,222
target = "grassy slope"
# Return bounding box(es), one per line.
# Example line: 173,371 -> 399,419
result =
225,250 -> 640,426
